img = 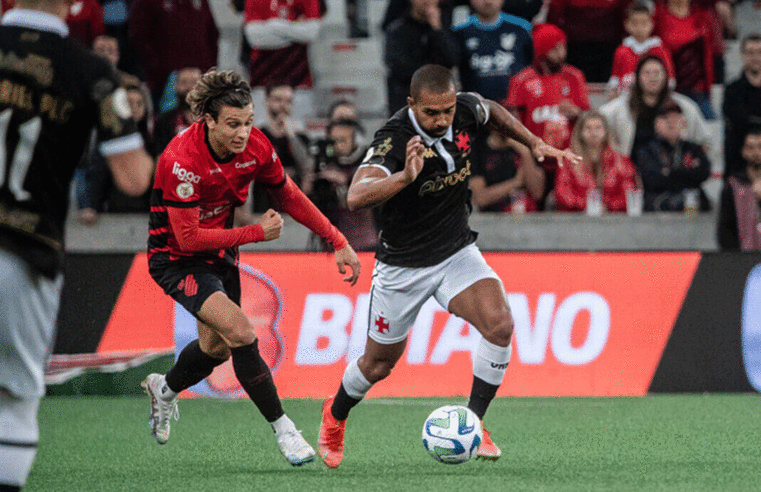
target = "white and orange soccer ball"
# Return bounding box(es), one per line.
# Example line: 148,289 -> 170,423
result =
422,405 -> 482,464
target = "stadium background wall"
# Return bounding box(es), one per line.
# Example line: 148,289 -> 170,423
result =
51,252 -> 761,396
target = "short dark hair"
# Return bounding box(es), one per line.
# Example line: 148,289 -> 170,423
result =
626,1 -> 652,18
655,99 -> 683,117
187,68 -> 252,120
410,65 -> 455,101
741,33 -> 761,52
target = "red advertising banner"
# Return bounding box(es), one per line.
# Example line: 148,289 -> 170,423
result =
99,252 -> 700,398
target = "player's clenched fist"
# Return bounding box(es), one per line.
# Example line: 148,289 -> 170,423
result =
258,209 -> 283,240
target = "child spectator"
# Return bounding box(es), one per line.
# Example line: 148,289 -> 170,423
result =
608,2 -> 676,98
554,110 -> 639,213
635,100 -> 712,211
717,129 -> 761,250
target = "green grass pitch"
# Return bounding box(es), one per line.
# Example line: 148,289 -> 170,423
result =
27,395 -> 761,492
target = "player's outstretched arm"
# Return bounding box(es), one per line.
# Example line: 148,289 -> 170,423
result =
268,177 -> 362,284
335,244 -> 361,286
484,99 -> 582,166
346,136 -> 425,210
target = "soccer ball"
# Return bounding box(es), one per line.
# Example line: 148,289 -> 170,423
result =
422,405 -> 482,464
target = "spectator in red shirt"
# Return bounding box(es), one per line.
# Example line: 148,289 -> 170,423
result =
243,0 -> 322,88
65,0 -> 104,47
608,2 -> 676,98
555,110 -> 639,212
546,0 -> 629,83
653,0 -> 719,118
504,23 -> 590,200
128,0 -> 219,105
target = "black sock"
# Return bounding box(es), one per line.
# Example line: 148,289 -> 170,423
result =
230,340 -> 284,423
164,340 -> 227,393
330,383 -> 361,421
468,376 -> 500,420
0,484 -> 21,491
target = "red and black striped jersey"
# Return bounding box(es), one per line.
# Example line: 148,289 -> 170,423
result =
148,121 -> 285,264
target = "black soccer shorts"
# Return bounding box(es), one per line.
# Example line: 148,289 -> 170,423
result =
149,256 -> 241,319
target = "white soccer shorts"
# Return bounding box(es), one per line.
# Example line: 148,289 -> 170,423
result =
0,248 -> 63,399
367,243 -> 502,344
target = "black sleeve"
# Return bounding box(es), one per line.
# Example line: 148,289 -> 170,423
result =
717,183 -> 741,250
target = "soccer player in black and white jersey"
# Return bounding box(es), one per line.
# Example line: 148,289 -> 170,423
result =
0,2 -> 154,490
318,64 -> 581,468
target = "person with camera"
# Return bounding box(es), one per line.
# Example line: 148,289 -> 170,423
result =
310,118 -> 378,252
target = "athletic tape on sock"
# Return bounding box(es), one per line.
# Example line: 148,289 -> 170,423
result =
341,359 -> 372,399
473,338 -> 512,386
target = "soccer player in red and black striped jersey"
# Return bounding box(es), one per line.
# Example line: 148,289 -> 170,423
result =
142,69 -> 360,466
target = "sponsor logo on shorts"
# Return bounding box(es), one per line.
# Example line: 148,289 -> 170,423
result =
177,274 -> 198,297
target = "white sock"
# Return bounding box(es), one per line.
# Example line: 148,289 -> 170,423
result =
270,414 -> 295,435
473,338 -> 512,386
342,359 -> 373,399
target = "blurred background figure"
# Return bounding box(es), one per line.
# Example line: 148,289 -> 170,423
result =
469,130 -> 544,212
505,23 -> 589,204
243,0 -> 323,88
66,0 -> 104,47
248,84 -> 313,215
152,67 -> 203,157
600,54 -> 709,162
309,118 -> 378,252
607,2 -> 675,99
717,129 -> 761,250
546,0 -> 629,83
554,111 -> 639,213
723,33 -> 761,179
635,100 -> 712,212
129,0 -> 218,106
653,0 -> 720,119
384,0 -> 459,114
453,0 -> 533,103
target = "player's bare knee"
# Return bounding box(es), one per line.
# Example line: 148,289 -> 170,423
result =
364,359 -> 396,383
481,314 -> 513,347
223,320 -> 257,348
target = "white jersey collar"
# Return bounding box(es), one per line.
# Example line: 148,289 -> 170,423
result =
623,36 -> 662,55
2,9 -> 69,37
408,107 -> 453,147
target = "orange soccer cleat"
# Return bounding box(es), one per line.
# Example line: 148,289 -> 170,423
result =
318,397 -> 346,469
476,422 -> 502,461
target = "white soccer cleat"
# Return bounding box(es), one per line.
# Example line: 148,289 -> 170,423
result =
141,373 -> 179,445
275,424 -> 316,466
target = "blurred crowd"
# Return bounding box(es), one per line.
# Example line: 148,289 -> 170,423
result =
16,0 -> 760,252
